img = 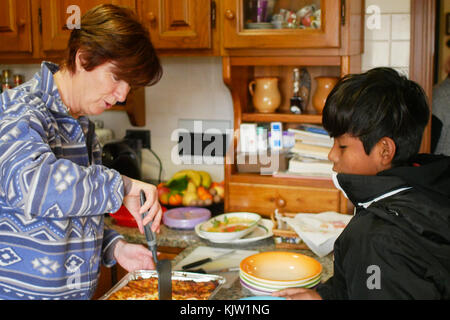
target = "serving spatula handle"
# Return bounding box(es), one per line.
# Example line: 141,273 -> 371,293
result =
140,190 -> 158,264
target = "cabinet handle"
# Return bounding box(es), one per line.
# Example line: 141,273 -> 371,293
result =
17,19 -> 26,28
224,9 -> 235,20
146,12 -> 156,23
276,198 -> 286,208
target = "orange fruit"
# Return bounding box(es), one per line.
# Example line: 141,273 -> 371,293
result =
168,193 -> 182,206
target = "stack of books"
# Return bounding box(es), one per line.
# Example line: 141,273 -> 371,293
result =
274,125 -> 334,179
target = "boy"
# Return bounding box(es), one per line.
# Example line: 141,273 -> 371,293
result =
273,67 -> 450,299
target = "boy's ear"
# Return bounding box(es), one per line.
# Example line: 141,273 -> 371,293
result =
378,137 -> 396,166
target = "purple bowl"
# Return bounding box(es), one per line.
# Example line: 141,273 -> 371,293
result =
240,279 -> 272,295
163,207 -> 211,229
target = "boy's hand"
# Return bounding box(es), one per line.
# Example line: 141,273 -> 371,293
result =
271,288 -> 322,300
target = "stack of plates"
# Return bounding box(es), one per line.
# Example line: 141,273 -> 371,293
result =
239,251 -> 322,296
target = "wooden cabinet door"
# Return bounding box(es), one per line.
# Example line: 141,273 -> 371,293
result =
0,0 -> 32,52
41,0 -> 136,53
140,0 -> 211,49
227,182 -> 345,217
222,0 -> 341,49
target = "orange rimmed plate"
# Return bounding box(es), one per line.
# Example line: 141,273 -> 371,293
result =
240,251 -> 322,283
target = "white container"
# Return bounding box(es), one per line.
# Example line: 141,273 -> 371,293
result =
270,122 -> 283,150
239,123 -> 257,153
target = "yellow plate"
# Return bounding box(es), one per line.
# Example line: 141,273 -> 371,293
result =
240,251 -> 322,282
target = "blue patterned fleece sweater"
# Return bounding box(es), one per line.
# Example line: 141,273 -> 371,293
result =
0,62 -> 124,300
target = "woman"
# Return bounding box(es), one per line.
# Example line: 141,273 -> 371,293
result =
0,4 -> 163,299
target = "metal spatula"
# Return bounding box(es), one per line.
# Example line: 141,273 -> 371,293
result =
140,190 -> 172,300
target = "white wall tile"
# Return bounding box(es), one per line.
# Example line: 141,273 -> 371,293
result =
390,41 -> 410,67
391,14 -> 410,40
365,14 -> 391,41
365,0 -> 410,13
362,41 -> 390,69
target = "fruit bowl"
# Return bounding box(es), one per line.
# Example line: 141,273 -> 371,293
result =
197,212 -> 261,242
157,170 -> 224,208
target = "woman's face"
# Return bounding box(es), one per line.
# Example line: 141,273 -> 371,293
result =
71,60 -> 130,117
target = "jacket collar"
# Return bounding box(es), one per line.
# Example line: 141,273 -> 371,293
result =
334,173 -> 409,208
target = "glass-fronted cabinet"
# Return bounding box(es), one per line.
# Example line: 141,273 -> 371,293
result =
222,0 -> 341,49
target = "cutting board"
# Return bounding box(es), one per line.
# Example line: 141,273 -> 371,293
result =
174,246 -> 258,288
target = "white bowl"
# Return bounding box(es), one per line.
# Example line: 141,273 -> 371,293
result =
198,212 -> 261,242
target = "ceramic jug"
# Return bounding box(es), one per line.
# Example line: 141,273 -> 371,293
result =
249,77 -> 281,113
312,77 -> 339,114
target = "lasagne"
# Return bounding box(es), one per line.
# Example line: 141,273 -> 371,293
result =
107,277 -> 219,300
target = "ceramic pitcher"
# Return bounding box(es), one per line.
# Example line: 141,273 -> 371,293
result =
249,77 -> 281,113
312,76 -> 339,114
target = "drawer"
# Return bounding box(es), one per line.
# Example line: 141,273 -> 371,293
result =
227,182 -> 345,217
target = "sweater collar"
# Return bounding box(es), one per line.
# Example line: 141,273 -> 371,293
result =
36,61 -> 71,116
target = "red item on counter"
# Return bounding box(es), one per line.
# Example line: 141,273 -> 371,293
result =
110,205 -> 167,228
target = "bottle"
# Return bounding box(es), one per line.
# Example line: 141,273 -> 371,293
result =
1,70 -> 13,91
13,74 -> 24,87
290,68 -> 303,114
256,126 -> 268,152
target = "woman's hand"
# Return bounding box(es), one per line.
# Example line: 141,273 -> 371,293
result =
271,288 -> 322,300
121,175 -> 163,235
113,239 -> 156,272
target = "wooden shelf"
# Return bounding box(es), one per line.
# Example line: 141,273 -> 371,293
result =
230,172 -> 334,188
229,56 -> 342,66
241,113 -> 322,124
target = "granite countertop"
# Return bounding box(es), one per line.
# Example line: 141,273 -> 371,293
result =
105,217 -> 334,300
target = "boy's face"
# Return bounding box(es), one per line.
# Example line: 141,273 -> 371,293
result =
328,134 -> 391,175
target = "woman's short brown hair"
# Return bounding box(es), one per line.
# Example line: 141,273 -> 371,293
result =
64,4 -> 162,88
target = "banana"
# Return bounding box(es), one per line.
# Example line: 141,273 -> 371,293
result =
182,191 -> 198,206
186,181 -> 197,193
171,170 -> 202,187
170,170 -> 189,181
198,171 -> 212,189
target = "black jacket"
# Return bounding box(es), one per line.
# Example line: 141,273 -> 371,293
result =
316,154 -> 450,299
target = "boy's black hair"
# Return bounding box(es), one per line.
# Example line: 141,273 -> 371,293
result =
322,67 -> 430,166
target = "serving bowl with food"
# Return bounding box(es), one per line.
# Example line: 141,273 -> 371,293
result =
197,212 -> 262,242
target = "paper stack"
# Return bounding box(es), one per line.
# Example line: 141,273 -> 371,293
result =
281,211 -> 353,257
286,125 -> 334,177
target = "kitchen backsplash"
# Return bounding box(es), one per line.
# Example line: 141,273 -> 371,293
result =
0,0 -> 411,184
363,0 -> 410,75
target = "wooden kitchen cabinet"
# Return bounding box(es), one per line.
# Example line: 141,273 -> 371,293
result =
138,0 -> 219,55
0,0 -> 33,54
227,176 -> 347,216
222,0 -> 340,50
221,0 -> 363,57
222,0 -> 364,217
40,0 -> 136,56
